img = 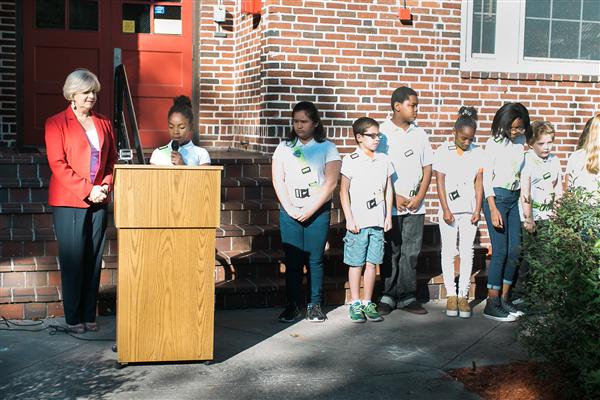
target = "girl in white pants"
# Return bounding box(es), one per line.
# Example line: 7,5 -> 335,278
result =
433,106 -> 484,318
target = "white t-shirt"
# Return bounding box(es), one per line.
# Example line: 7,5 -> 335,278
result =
519,152 -> 563,221
341,148 -> 394,229
482,135 -> 527,198
566,149 -> 600,192
85,128 -> 100,151
272,138 -> 341,209
433,140 -> 484,214
377,119 -> 434,215
149,141 -> 211,166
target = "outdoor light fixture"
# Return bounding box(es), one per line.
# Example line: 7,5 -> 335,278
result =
398,0 -> 412,24
241,0 -> 262,15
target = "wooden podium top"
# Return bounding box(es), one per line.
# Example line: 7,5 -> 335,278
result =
114,165 -> 223,229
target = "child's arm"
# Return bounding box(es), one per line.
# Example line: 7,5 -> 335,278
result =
472,169 -> 483,224
340,175 -> 359,233
482,140 -> 503,228
407,164 -> 432,211
384,175 -> 393,232
435,170 -> 454,224
272,157 -> 301,219
520,172 -> 535,233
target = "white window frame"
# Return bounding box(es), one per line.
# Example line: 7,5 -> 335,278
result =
460,0 -> 600,75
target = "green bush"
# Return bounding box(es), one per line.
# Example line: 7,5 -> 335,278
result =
518,187 -> 600,399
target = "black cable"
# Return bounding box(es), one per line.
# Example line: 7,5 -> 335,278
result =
0,316 -> 114,342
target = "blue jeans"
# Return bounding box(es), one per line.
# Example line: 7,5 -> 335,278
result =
483,188 -> 522,290
279,202 -> 331,305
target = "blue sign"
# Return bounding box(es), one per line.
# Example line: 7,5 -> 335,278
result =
154,6 -> 165,15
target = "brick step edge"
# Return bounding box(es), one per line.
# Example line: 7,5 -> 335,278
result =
0,272 -> 490,318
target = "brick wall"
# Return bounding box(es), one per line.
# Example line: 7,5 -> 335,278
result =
0,0 -> 16,147
196,0 -> 599,242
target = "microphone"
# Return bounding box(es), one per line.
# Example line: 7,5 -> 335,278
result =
171,141 -> 180,151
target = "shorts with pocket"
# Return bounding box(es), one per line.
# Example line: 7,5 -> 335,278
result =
343,227 -> 385,267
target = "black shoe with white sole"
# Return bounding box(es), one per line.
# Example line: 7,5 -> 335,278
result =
483,297 -> 517,322
501,298 -> 525,317
306,303 -> 326,322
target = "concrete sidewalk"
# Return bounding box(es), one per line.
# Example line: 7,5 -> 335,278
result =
0,301 -> 528,400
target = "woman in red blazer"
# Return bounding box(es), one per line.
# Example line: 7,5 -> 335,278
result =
45,69 -> 117,334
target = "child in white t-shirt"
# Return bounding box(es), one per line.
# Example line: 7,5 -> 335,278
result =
149,96 -> 211,166
520,121 -> 563,232
566,114 -> 600,193
340,117 -> 393,323
434,106 -> 483,318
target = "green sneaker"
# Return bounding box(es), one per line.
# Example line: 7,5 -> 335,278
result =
362,302 -> 384,322
349,301 -> 366,323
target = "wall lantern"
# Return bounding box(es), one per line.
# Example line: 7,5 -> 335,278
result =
398,0 -> 412,24
241,0 -> 262,15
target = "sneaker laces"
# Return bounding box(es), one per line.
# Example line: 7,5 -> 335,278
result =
364,302 -> 377,314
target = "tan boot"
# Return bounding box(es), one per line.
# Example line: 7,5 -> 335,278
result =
458,297 -> 472,318
446,296 -> 458,317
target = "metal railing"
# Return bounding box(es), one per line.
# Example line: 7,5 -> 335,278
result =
113,64 -> 145,164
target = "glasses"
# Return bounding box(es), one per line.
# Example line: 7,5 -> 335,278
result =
360,133 -> 383,140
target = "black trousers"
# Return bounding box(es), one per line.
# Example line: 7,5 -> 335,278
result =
52,205 -> 107,325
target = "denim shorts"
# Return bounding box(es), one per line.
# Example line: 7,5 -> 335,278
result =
343,227 -> 385,267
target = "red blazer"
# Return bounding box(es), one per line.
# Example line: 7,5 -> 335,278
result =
45,106 -> 117,208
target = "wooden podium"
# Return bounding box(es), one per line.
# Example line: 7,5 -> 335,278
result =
113,165 -> 222,364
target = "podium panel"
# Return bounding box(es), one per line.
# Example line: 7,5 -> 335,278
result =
117,228 -> 215,362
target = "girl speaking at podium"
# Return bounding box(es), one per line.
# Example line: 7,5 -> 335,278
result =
150,96 -> 211,166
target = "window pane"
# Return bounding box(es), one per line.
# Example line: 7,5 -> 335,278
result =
154,6 -> 182,35
550,21 -> 580,59
122,3 -> 150,34
581,22 -> 600,59
472,13 -> 482,54
481,16 -> 496,54
583,0 -> 600,22
471,0 -> 496,54
525,0 -> 551,18
69,0 -> 98,31
524,18 -> 550,57
36,0 -> 65,29
552,0 -> 582,21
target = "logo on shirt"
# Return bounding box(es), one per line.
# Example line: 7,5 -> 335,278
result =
404,149 -> 414,157
366,198 -> 377,209
449,190 -> 460,201
301,166 -> 312,175
543,172 -> 551,180
350,153 -> 359,159
293,149 -> 302,158
295,188 -> 310,199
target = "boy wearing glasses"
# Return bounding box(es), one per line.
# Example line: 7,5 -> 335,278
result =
376,86 -> 434,315
340,117 -> 394,322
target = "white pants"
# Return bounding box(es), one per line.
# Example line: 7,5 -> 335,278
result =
438,212 -> 477,298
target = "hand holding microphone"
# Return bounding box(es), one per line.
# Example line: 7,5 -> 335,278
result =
171,141 -> 185,165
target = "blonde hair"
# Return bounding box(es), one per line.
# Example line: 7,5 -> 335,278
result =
581,114 -> 600,175
528,121 -> 555,145
62,69 -> 101,101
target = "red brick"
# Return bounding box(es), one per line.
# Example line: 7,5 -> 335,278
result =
47,301 -> 64,317
0,304 -> 24,319
24,303 -> 47,320
2,271 -> 24,287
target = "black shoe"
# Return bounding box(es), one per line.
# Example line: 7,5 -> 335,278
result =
378,302 -> 393,316
399,301 -> 428,315
306,303 -> 326,322
483,297 -> 516,322
501,298 -> 525,317
278,304 -> 301,323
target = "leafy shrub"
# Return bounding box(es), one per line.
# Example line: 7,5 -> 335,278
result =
519,187 -> 600,399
